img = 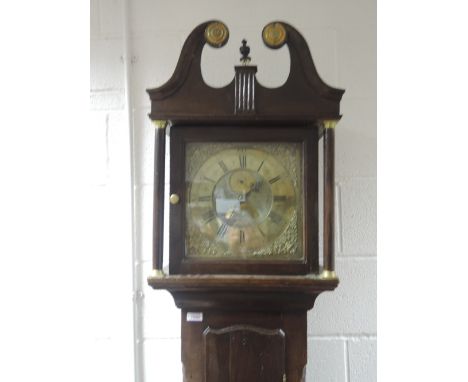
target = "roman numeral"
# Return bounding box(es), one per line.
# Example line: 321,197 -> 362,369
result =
257,226 -> 266,237
198,195 -> 212,202
202,210 -> 215,224
239,230 -> 245,244
217,222 -> 228,238
218,160 -> 229,173
239,154 -> 247,169
273,195 -> 287,202
257,160 -> 264,173
269,211 -> 283,225
269,175 -> 281,184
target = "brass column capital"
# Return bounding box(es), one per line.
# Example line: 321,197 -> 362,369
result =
153,120 -> 168,129
320,270 -> 338,280
323,120 -> 339,129
149,269 -> 166,279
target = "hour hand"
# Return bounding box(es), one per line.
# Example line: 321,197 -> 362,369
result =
250,179 -> 263,193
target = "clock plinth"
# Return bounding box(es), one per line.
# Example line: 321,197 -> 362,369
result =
146,20 -> 344,381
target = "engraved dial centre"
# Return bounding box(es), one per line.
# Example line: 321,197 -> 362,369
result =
214,169 -> 273,228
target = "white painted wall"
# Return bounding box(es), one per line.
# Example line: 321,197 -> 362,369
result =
91,0 -> 376,380
90,0 -> 135,380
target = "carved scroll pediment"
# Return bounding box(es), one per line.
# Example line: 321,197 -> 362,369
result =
147,20 -> 344,123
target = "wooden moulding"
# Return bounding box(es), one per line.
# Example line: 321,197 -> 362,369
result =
147,274 -> 338,311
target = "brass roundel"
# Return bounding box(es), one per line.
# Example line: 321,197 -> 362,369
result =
262,22 -> 287,49
204,21 -> 229,48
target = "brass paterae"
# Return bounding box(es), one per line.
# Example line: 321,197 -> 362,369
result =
205,21 -> 229,47
262,22 -> 287,48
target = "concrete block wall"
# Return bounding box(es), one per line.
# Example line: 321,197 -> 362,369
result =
91,0 -> 376,380
90,1 -> 135,380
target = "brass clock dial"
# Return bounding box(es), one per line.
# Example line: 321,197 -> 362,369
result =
186,142 -> 303,259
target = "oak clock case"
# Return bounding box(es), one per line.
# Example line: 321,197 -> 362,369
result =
147,20 -> 344,382
170,126 -> 318,275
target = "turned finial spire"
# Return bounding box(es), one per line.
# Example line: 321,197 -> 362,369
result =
240,39 -> 251,65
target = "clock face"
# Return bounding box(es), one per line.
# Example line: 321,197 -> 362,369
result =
185,142 -> 303,259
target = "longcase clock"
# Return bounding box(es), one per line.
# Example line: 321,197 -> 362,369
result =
147,20 -> 344,382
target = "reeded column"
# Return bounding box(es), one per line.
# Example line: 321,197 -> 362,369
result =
323,120 -> 338,278
152,120 -> 168,277
234,66 -> 257,114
